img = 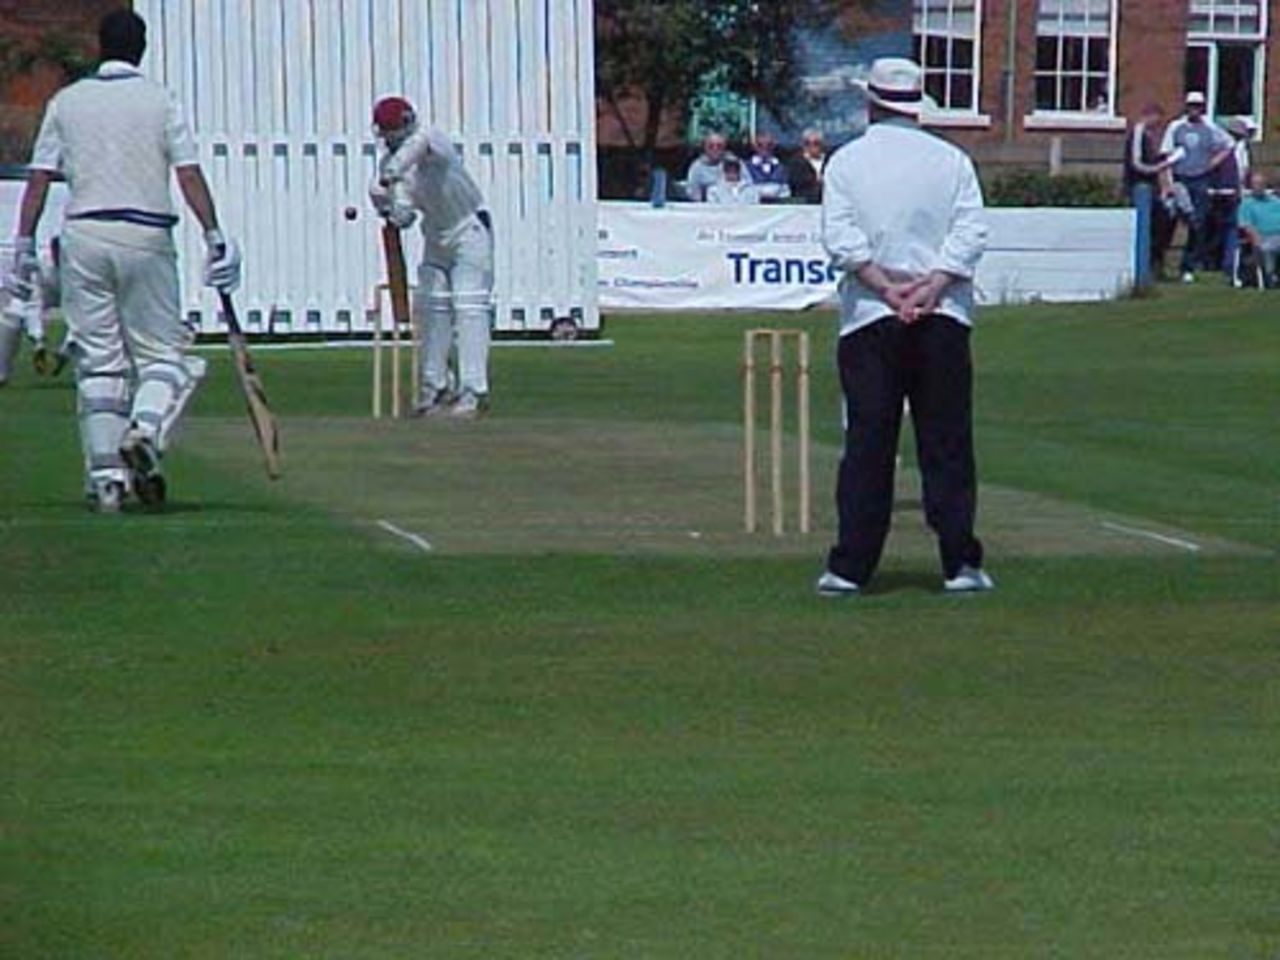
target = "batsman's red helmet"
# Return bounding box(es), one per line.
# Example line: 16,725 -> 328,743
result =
373,96 -> 416,135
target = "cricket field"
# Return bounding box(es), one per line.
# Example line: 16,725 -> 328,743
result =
3,286 -> 1277,957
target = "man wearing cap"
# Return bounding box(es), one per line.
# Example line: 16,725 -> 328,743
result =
816,58 -> 992,597
370,95 -> 494,418
1161,92 -> 1233,282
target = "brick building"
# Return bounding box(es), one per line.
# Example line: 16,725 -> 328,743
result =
0,0 -> 117,165
916,0 -> 1279,171
598,1 -> 1279,184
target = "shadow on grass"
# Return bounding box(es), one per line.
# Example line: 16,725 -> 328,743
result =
863,569 -> 942,595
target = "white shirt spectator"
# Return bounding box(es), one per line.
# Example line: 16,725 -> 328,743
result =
822,118 -> 986,336
707,179 -> 762,205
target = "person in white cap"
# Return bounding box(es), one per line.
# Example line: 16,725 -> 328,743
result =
1160,91 -> 1232,282
7,9 -> 240,512
815,57 -> 992,597
369,95 -> 494,418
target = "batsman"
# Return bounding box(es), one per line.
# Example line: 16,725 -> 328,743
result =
369,96 -> 495,418
8,10 -> 240,511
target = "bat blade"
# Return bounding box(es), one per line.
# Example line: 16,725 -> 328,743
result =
381,222 -> 412,326
219,291 -> 282,479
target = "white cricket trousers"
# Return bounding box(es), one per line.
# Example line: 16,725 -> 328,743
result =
60,224 -> 205,488
413,214 -> 494,398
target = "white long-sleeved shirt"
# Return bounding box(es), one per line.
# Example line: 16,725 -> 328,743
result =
380,125 -> 485,244
822,119 -> 987,335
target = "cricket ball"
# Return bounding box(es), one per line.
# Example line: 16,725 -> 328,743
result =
343,206 -> 359,221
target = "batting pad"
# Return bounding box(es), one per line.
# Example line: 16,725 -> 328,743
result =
78,371 -> 131,483
131,355 -> 207,453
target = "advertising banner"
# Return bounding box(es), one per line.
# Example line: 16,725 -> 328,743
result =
598,202 -> 1136,311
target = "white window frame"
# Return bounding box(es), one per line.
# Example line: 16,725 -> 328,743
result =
1027,0 -> 1120,126
1186,1 -> 1268,139
913,0 -> 987,123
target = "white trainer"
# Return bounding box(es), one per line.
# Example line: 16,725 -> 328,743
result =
413,387 -> 453,418
88,480 -> 125,514
816,570 -> 860,597
119,428 -> 166,510
944,565 -> 995,593
447,391 -> 489,420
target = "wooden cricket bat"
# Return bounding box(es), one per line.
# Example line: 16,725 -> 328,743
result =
380,221 -> 414,418
219,290 -> 282,479
380,222 -> 412,325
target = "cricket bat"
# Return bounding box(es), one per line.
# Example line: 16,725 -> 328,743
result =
380,221 -> 414,417
219,290 -> 282,479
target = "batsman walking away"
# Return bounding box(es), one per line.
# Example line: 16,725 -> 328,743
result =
6,9 -> 241,513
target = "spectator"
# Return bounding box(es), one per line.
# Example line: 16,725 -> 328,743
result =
1210,116 -> 1252,278
746,132 -> 790,201
1161,91 -> 1233,282
788,128 -> 826,203
1228,116 -> 1256,184
1238,170 -> 1280,285
684,132 -> 736,202
1123,102 -> 1177,279
707,158 -> 761,205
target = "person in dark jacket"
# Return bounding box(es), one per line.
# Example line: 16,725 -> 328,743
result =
1123,102 -> 1177,279
787,129 -> 827,203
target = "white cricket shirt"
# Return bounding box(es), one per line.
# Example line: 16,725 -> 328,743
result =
380,125 -> 486,244
30,60 -> 198,252
822,119 -> 987,335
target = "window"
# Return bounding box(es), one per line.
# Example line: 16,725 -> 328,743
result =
1186,1 -> 1267,133
1033,0 -> 1116,115
912,0 -> 981,114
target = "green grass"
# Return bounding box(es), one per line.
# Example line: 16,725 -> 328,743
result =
2,285 -> 1277,958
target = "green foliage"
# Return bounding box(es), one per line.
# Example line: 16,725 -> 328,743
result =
986,168 -> 1123,208
596,0 -> 841,156
0,31 -> 95,85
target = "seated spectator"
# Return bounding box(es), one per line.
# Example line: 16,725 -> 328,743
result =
1238,170 -> 1280,285
746,132 -> 790,201
788,128 -> 826,203
684,132 -> 736,202
707,159 -> 761,205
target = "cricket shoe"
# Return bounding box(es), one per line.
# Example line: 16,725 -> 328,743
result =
87,480 -> 126,514
816,570 -> 861,598
943,565 -> 995,593
120,429 -> 167,511
447,390 -> 489,420
413,387 -> 453,418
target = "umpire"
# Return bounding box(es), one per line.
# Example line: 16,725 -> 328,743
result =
816,58 -> 993,597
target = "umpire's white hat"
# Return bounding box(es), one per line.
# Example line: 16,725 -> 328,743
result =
861,58 -> 935,117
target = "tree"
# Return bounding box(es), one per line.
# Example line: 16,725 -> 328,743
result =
596,0 -> 843,160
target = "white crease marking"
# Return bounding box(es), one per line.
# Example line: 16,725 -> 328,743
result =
1101,521 -> 1200,553
376,519 -> 433,553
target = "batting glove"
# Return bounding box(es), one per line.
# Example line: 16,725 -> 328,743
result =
4,236 -> 39,301
369,176 -> 394,217
203,229 -> 242,293
386,201 -> 418,230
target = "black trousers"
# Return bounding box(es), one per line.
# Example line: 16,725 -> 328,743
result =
827,315 -> 983,585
